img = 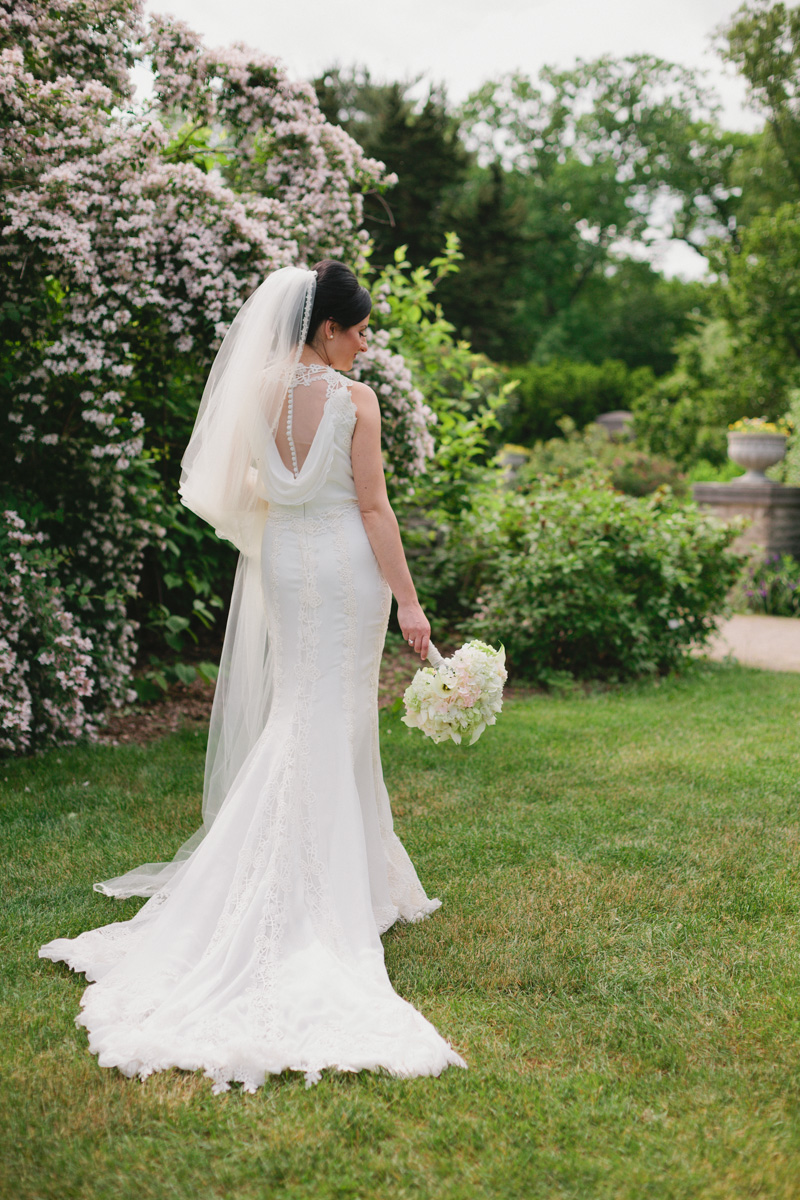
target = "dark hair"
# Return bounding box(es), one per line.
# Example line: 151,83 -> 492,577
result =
308,259 -> 371,341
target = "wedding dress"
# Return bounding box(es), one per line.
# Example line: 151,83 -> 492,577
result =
39,359 -> 466,1091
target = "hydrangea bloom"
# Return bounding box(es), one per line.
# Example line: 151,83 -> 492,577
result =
402,641 -> 507,746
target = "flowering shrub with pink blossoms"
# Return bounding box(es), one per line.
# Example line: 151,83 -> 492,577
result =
0,510 -> 101,752
0,0 -> 443,752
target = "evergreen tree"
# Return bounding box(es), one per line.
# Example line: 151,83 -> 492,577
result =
313,67 -> 471,267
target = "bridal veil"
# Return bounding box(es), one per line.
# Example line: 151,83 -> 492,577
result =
97,267 -> 317,897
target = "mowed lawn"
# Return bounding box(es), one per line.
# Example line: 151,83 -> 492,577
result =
2,663 -> 800,1199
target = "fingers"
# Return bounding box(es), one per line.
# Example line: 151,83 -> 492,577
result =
398,601 -> 431,659
404,631 -> 421,656
402,624 -> 431,659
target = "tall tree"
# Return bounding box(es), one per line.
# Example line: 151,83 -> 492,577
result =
313,67 -> 471,268
532,260 -> 709,374
316,57 -> 743,369
450,58 -> 738,361
720,0 -> 800,194
709,3 -> 800,402
433,162 -> 529,361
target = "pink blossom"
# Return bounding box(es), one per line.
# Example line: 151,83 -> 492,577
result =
1,0 -> 436,753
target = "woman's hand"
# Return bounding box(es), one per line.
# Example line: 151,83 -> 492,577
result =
398,601 -> 431,660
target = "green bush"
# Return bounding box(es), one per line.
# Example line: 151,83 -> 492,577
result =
363,240 -> 514,512
501,358 -> 655,445
413,473 -> 742,683
512,419 -> 686,497
405,470 -> 502,633
630,318 -> 785,468
632,375 -> 736,468
768,389 -> 800,487
608,451 -> 686,498
685,458 -> 745,484
468,478 -> 742,682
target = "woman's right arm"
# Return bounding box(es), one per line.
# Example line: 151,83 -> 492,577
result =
350,381 -> 431,660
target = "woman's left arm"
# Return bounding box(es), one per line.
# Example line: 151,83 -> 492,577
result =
350,381 -> 430,659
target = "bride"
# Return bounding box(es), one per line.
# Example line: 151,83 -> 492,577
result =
39,261 -> 466,1091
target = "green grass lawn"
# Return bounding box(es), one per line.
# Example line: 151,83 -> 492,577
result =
3,663 -> 800,1199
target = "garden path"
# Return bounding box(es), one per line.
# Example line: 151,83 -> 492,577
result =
704,614 -> 800,672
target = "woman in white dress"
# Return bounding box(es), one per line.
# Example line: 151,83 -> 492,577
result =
39,262 -> 466,1092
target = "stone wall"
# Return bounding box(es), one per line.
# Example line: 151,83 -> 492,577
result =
693,481 -> 800,559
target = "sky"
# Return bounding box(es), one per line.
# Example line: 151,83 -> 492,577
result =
141,0 -> 765,278
143,0 -> 759,123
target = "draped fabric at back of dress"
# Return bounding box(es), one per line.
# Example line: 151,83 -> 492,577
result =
273,372 -> 330,477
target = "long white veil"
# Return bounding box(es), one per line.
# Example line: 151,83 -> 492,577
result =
96,267 -> 317,898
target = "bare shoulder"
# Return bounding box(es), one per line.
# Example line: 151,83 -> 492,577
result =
349,379 -> 380,419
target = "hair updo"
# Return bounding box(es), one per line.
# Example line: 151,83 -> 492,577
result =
307,259 -> 371,342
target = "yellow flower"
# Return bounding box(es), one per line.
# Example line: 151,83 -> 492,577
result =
728,415 -> 793,436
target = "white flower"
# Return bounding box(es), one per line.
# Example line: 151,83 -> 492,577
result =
402,641 -> 507,746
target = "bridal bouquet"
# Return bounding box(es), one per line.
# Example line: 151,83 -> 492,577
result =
402,640 -> 507,746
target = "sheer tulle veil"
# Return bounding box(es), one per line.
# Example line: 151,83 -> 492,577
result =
96,267 -> 317,897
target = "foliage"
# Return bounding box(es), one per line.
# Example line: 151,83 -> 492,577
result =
735,551 -> 800,617
311,58 -> 724,369
719,0 -> 800,197
709,202 -> 800,397
313,67 -> 472,271
463,478 -> 742,683
461,58 -> 739,243
501,357 -> 654,444
512,419 -> 687,498
601,448 -> 687,498
8,0 -> 800,746
450,58 -> 743,361
439,190 -> 709,368
697,4 -> 800,452
410,457 -> 742,685
770,388 -> 800,485
725,124 -> 799,229
429,160 -> 528,362
631,318 -> 754,466
525,261 -> 710,375
411,469 -> 740,679
0,0 -> 437,748
637,332 -> 800,481
0,509 -> 102,754
362,240 -> 515,514
685,457 -> 745,484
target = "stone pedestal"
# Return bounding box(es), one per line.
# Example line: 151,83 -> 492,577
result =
693,481 -> 800,559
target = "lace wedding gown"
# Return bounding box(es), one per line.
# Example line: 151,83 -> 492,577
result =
39,364 -> 466,1092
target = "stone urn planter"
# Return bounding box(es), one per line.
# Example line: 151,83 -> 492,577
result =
595,410 -> 634,441
727,430 -> 787,483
